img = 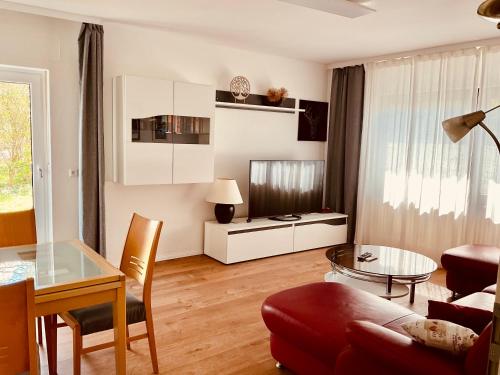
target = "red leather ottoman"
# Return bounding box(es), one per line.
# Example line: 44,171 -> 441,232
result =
261,282 -> 420,375
441,245 -> 500,296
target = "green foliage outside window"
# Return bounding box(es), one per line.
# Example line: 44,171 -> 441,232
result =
0,81 -> 33,213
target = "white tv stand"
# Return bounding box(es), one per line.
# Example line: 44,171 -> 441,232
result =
204,213 -> 348,264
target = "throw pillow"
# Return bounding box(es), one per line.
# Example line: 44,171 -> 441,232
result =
428,300 -> 492,334
402,319 -> 478,355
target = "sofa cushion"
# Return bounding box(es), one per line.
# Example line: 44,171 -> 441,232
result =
441,245 -> 500,275
402,319 -> 478,355
261,282 -> 419,365
453,292 -> 495,312
428,300 -> 492,334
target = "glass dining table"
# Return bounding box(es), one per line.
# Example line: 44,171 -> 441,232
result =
0,240 -> 127,374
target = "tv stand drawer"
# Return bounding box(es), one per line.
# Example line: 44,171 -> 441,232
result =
226,225 -> 293,263
293,221 -> 347,252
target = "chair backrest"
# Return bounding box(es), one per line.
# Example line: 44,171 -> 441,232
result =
0,278 -> 37,375
0,209 -> 37,248
119,213 -> 163,302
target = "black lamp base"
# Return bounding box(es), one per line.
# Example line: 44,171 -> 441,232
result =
214,203 -> 235,224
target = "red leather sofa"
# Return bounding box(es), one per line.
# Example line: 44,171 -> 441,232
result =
441,244 -> 500,296
261,282 -> 493,375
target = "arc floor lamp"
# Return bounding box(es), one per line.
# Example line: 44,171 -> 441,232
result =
442,104 -> 499,375
442,105 -> 500,153
443,1 -> 500,374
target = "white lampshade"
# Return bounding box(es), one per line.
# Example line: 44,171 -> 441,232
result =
206,178 -> 243,205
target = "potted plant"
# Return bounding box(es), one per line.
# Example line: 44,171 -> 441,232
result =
266,87 -> 288,106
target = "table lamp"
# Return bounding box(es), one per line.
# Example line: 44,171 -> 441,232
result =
206,178 -> 243,224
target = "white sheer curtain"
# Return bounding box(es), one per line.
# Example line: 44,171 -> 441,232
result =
356,47 -> 500,262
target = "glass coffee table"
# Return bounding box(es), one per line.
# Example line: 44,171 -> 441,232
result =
325,244 -> 437,303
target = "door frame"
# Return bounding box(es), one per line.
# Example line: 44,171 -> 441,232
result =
0,64 -> 52,243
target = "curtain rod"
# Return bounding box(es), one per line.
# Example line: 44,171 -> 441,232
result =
327,36 -> 500,69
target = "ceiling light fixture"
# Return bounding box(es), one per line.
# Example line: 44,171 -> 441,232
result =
478,0 -> 500,29
277,0 -> 374,18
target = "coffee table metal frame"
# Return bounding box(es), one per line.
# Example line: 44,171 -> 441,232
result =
329,247 -> 433,303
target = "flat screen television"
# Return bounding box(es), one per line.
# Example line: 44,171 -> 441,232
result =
248,160 -> 325,221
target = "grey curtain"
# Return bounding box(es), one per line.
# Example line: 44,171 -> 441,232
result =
79,23 -> 105,255
325,65 -> 365,243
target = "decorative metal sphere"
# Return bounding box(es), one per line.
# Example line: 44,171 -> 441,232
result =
230,76 -> 251,101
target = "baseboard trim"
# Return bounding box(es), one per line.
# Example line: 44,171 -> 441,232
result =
156,249 -> 203,262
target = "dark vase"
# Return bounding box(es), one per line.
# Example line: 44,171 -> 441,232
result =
214,203 -> 235,224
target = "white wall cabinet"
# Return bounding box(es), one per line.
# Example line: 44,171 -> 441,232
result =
204,213 -> 348,264
172,81 -> 215,184
113,75 -> 214,185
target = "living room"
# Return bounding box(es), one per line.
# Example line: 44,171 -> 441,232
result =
0,0 -> 499,374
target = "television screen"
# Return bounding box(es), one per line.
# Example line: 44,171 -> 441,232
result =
248,160 -> 324,220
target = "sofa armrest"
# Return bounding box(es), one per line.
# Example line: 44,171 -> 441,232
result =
345,321 -> 462,375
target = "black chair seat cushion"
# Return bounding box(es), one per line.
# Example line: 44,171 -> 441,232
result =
69,293 -> 146,335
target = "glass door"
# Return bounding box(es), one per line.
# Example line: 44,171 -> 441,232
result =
172,116 -> 210,144
0,66 -> 52,242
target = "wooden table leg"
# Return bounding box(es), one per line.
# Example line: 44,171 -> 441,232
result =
44,314 -> 58,375
113,276 -> 127,374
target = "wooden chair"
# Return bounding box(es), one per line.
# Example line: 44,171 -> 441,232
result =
0,209 -> 44,344
0,278 -> 38,375
60,213 -> 163,375
0,209 -> 37,248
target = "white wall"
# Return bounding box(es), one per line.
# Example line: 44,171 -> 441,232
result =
0,10 -> 81,242
103,22 -> 328,265
0,10 -> 328,266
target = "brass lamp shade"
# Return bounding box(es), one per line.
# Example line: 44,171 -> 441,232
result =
478,0 -> 500,28
442,111 -> 486,143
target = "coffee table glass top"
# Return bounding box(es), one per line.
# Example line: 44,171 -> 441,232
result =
326,244 -> 437,278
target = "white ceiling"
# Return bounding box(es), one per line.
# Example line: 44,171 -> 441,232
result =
2,0 -> 500,64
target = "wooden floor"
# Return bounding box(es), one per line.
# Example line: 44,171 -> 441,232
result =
41,249 -> 449,375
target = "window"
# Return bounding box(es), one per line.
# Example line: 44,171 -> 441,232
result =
356,47 -> 500,260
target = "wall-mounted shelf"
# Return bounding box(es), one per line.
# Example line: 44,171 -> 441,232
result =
215,90 -> 303,114
215,101 -> 305,114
